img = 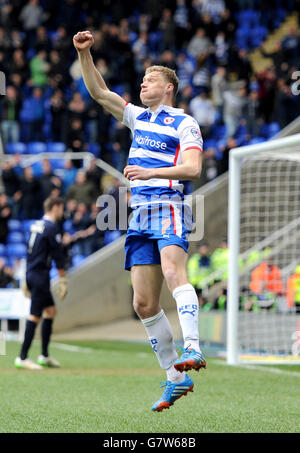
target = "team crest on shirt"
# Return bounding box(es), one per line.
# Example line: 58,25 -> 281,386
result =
164,116 -> 175,125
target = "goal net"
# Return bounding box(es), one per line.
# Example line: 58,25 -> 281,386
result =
227,133 -> 300,364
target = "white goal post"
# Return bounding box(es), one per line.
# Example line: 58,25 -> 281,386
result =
227,133 -> 300,365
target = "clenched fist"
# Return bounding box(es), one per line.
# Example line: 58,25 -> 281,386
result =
73,30 -> 94,52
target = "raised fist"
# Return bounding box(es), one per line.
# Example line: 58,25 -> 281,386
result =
73,30 -> 94,52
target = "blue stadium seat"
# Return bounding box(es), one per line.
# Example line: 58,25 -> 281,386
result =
6,142 -> 27,154
63,219 -> 75,234
50,267 -> 59,279
7,232 -> 25,244
250,26 -> 268,47
260,123 -> 270,138
104,230 -> 122,245
6,243 -> 27,258
0,244 -> 6,256
47,142 -> 66,153
31,161 -> 44,177
203,138 -> 217,150
51,158 -> 65,170
248,137 -> 266,145
87,143 -> 101,157
267,122 -> 280,138
27,142 -> 47,154
212,124 -> 227,139
22,219 -> 36,231
7,219 -> 22,232
72,254 -> 86,267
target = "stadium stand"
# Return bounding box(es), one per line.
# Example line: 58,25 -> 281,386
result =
0,0 -> 299,290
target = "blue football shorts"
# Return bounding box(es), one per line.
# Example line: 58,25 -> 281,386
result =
124,203 -> 193,270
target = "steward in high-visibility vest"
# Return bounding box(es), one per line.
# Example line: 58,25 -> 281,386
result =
286,265 -> 300,312
187,243 -> 212,290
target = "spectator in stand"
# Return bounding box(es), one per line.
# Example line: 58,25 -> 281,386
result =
64,198 -> 78,224
2,158 -> 22,218
132,32 -> 150,74
72,202 -> 95,256
174,0 -> 190,48
10,50 -> 29,86
249,256 -> 284,311
256,67 -> 277,123
210,238 -> 229,282
211,66 -> 228,119
0,193 -> 11,244
275,79 -> 299,128
66,118 -> 85,168
0,85 -> 21,148
86,158 -> 102,197
38,159 -> 62,203
34,25 -> 51,53
48,50 -> 69,88
176,53 -> 195,92
62,160 -> 77,195
111,121 -> 131,173
0,258 -> 18,288
19,0 -> 44,48
50,89 -> 67,142
158,8 -> 176,52
259,42 -> 286,76
192,55 -> 211,92
187,28 -> 212,59
244,87 -> 261,137
19,166 -> 40,219
189,88 -> 216,139
20,87 -> 45,142
217,137 -> 238,175
286,265 -> 300,313
223,86 -> 247,138
187,242 -> 212,300
281,26 -> 300,67
214,31 -> 229,66
66,170 -> 97,208
29,50 -> 50,87
159,50 -> 177,71
199,0 -> 226,24
67,92 -> 87,123
52,25 -> 72,58
235,49 -> 253,87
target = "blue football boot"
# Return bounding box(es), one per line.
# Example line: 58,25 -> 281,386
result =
174,347 -> 206,372
152,374 -> 194,412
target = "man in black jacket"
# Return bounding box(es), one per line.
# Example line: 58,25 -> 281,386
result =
15,197 -> 67,370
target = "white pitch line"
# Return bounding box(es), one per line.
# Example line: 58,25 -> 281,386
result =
212,359 -> 300,378
51,342 -> 94,353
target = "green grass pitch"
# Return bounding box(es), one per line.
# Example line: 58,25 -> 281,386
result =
0,340 -> 299,433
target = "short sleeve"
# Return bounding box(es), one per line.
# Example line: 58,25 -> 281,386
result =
122,102 -> 146,134
177,116 -> 203,153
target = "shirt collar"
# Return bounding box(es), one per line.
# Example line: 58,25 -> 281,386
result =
43,215 -> 54,223
146,104 -> 184,116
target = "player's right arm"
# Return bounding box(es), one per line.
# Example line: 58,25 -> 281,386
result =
73,30 -> 126,121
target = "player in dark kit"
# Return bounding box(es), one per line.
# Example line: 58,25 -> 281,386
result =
15,197 -> 68,370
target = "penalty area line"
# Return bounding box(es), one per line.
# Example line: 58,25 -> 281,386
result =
212,359 -> 300,378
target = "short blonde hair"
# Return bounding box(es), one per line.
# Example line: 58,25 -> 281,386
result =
145,65 -> 179,100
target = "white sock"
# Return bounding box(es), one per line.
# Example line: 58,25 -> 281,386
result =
141,310 -> 184,382
173,283 -> 201,352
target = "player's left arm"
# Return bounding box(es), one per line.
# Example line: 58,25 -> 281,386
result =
124,147 -> 202,181
123,117 -> 203,181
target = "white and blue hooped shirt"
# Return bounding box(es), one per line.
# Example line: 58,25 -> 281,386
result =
122,103 -> 203,208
